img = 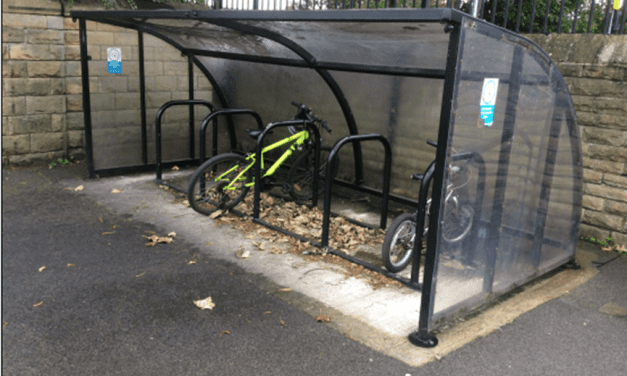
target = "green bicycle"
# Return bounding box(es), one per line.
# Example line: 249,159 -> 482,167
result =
187,102 -> 339,215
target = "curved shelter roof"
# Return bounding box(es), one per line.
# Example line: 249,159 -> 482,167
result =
71,8 -> 583,342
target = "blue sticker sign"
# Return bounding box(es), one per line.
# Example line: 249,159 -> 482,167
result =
107,47 -> 122,74
480,78 -> 498,127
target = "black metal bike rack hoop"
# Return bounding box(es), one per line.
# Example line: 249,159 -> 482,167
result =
199,109 -> 264,163
155,100 -> 216,181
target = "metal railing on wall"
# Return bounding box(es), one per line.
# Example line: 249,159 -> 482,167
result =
206,0 -> 626,34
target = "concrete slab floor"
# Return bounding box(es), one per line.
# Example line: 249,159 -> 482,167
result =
60,169 -> 599,367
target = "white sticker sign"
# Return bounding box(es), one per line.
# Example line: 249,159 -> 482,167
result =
107,47 -> 122,74
480,78 -> 498,127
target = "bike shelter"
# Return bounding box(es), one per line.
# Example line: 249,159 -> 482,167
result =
71,8 -> 583,347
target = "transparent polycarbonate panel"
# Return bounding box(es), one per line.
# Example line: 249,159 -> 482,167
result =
428,20 -> 581,330
244,21 -> 449,70
141,19 -> 303,60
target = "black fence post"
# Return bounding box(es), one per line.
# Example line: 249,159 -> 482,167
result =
78,18 -> 95,179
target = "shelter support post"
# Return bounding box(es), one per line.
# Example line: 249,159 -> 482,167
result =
78,18 -> 95,179
411,20 -> 463,348
138,30 -> 148,165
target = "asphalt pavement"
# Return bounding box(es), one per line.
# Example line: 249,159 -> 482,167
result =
2,163 -> 626,375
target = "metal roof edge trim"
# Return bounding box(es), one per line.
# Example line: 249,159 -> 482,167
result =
70,8 -> 457,23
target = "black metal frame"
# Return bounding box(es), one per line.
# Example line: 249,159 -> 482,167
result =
72,8 -> 582,348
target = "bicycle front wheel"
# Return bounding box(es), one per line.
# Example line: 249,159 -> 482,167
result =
382,213 -> 417,273
287,146 -> 339,202
187,153 -> 251,215
441,204 -> 474,244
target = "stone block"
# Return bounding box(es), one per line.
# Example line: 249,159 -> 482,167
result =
113,31 -> 138,46
2,97 -> 26,116
65,61 -> 81,77
146,92 -> 171,108
582,210 -> 624,232
582,127 -> 627,147
581,157 -> 595,169
99,77 -> 129,93
87,31 -> 114,46
596,37 -> 627,65
3,61 -> 27,78
65,77 -> 83,95
583,65 -> 626,81
8,151 -> 64,166
143,61 -> 163,76
64,45 -> 80,60
27,61 -> 62,78
595,160 -> 624,174
583,168 -> 603,183
582,194 -> 604,211
30,132 -> 64,153
49,45 -> 64,60
26,29 -> 64,44
585,183 -> 627,203
580,78 -> 627,97
196,77 -> 213,91
2,13 -> 47,29
557,63 -> 583,78
177,76 -> 189,91
605,200 -> 627,217
51,78 -> 65,95
578,223 -> 610,242
164,61 -> 188,76
64,30 -> 80,45
592,97 -> 627,116
47,16 -> 64,30
604,173 -> 627,189
66,112 -> 84,130
8,114 -> 50,134
2,135 -> 30,155
587,144 -> 627,163
115,93 -> 140,110
9,44 -> 50,60
68,130 -> 84,148
64,17 -> 79,30
2,45 -> 8,60
3,78 -> 50,96
577,112 -> 627,130
50,114 -> 65,132
152,76 -> 177,92
66,95 -> 82,112
3,27 -> 25,43
90,93 -> 116,111
26,95 -> 65,114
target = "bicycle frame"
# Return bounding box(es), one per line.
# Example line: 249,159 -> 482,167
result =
216,129 -> 310,191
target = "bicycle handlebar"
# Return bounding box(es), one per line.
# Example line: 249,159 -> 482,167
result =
291,101 -> 332,133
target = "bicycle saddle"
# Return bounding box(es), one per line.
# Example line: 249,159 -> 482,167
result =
247,128 -> 271,140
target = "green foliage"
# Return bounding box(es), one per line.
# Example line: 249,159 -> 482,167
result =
49,156 -> 75,169
479,0 -> 608,34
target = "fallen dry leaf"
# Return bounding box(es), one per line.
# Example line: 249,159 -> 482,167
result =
168,232 -> 177,237
235,247 -> 251,259
3,322 -> 7,328
277,288 -> 292,292
143,234 -> 174,246
209,210 -> 223,219
74,185 -> 84,191
172,166 -> 180,171
102,231 -> 115,235
98,217 -> 103,223
67,263 -> 75,267
316,314 -> 331,323
136,272 -> 145,278
194,297 -> 216,310
188,260 -> 197,265
33,301 -> 44,307
111,188 -> 122,194
220,330 -> 231,337
602,246 -> 613,252
38,266 -> 46,272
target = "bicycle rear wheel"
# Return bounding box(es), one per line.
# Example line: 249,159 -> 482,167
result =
382,213 -> 417,273
287,146 -> 339,202
441,204 -> 474,244
187,153 -> 251,215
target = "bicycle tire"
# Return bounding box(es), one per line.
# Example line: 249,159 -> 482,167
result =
287,145 -> 339,202
187,153 -> 251,215
382,212 -> 417,273
441,204 -> 474,244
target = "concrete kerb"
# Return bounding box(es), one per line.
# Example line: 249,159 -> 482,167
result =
60,170 -> 599,368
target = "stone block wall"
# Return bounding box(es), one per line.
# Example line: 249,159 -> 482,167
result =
2,0 -> 214,167
528,34 -> 627,244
